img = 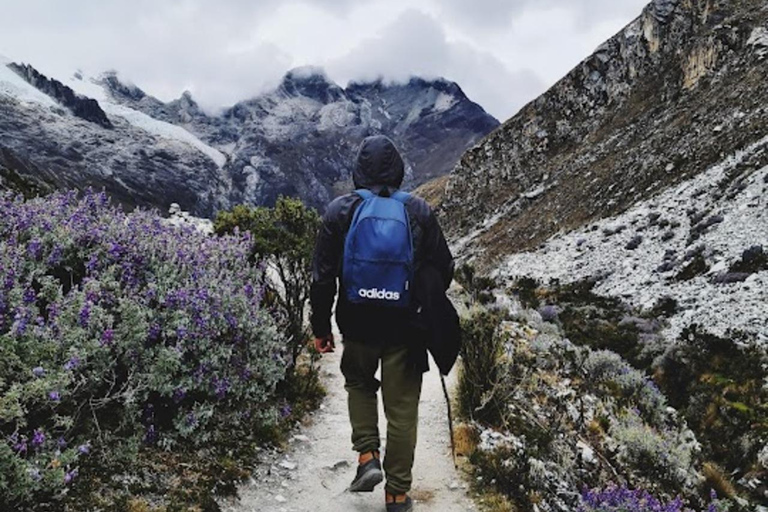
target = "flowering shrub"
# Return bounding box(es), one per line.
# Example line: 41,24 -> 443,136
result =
0,191 -> 285,508
580,485 -> 688,512
580,486 -> 727,512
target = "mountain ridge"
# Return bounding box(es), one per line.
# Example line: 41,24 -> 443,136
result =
0,60 -> 498,214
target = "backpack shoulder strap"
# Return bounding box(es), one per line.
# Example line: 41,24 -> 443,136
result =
390,190 -> 411,204
355,189 -> 375,200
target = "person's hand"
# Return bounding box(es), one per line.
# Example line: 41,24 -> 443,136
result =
313,333 -> 335,354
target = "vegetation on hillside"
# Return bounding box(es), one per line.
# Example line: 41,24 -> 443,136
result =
0,191 -> 318,511
452,267 -> 762,512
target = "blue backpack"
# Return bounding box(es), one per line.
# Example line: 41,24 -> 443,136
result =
343,189 -> 413,308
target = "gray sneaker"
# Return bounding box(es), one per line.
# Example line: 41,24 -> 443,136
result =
386,495 -> 414,512
349,457 -> 383,492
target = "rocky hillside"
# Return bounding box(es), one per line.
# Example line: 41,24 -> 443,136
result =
435,1 -> 768,507
0,60 -> 497,215
439,0 -> 768,266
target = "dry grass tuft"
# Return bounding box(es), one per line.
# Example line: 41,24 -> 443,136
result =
478,491 -> 518,512
702,461 -> 738,499
454,422 -> 480,457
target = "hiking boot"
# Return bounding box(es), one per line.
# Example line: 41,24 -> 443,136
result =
386,493 -> 414,512
349,452 -> 383,492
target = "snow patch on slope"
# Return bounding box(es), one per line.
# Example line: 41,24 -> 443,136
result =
498,136 -> 768,345
65,73 -> 227,168
0,63 -> 58,107
433,92 -> 458,113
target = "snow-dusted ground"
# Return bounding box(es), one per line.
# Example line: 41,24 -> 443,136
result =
0,58 -> 58,107
165,204 -> 214,234
64,73 -> 227,168
498,137 -> 768,345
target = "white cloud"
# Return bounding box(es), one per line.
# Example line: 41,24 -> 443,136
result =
0,0 -> 650,119
327,9 -> 544,120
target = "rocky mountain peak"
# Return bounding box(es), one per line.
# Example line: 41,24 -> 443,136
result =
8,62 -> 113,129
278,67 -> 346,104
649,0 -> 679,23
100,71 -> 147,102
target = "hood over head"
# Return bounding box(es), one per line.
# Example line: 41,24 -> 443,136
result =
353,135 -> 405,193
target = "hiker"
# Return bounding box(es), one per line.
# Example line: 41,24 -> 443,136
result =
310,135 -> 455,512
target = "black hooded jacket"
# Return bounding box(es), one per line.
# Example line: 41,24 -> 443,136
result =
310,135 -> 454,346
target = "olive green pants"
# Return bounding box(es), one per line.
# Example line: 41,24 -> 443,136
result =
341,339 -> 423,495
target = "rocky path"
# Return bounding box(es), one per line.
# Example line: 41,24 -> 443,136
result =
220,347 -> 476,512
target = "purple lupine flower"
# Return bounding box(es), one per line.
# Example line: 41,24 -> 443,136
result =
57,437 -> 68,449
148,323 -> 161,341
32,366 -> 45,377
48,390 -> 61,402
31,429 -> 46,448
77,443 -> 90,455
108,242 -> 123,259
63,468 -> 78,484
144,424 -> 157,444
186,413 -> 198,427
27,239 -> 42,259
23,288 -> 36,304
46,301 -> 60,320
78,303 -> 91,327
579,485 -> 688,512
14,310 -> 29,336
86,254 -> 99,272
64,355 -> 81,371
280,404 -> 292,418
13,437 -> 28,454
172,388 -> 187,404
100,329 -> 114,347
213,377 -> 230,400
47,245 -> 63,265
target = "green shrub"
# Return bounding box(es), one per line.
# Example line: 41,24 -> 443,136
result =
215,197 -> 321,370
509,277 -> 540,309
657,326 -> 767,479
458,309 -> 508,424
455,263 -> 496,305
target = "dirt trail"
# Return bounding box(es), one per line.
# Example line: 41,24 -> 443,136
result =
220,346 -> 476,512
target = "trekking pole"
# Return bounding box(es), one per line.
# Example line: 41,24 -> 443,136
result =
439,373 -> 457,468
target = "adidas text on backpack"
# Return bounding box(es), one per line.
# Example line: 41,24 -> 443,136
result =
343,189 -> 414,308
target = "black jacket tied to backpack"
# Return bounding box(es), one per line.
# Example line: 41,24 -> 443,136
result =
310,136 -> 456,372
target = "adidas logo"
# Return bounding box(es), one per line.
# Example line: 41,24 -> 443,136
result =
358,288 -> 401,301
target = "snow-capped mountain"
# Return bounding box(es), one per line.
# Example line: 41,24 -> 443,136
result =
0,58 -> 228,216
0,60 -> 498,215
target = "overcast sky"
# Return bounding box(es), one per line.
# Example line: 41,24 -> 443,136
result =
0,0 -> 649,120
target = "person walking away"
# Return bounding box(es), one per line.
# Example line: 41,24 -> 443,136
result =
310,135 -> 454,512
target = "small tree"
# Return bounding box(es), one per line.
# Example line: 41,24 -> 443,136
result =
215,197 -> 321,370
